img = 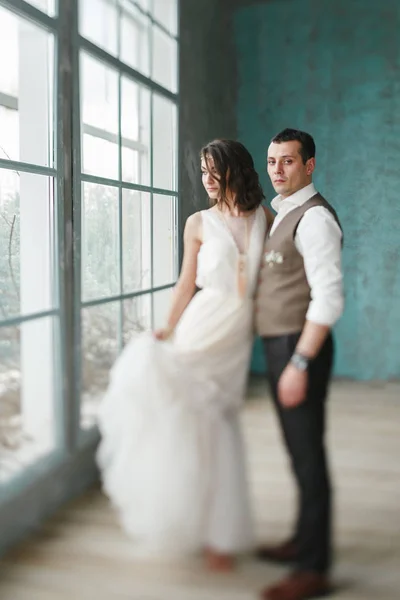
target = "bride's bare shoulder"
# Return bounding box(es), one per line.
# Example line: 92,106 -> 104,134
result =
185,211 -> 203,241
186,210 -> 203,227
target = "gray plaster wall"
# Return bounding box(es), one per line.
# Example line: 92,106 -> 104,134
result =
179,0 -> 238,229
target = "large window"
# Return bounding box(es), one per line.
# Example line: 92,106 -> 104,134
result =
0,0 -> 179,491
0,1 -> 59,484
77,0 -> 178,430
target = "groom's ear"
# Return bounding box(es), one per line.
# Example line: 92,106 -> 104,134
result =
306,157 -> 316,176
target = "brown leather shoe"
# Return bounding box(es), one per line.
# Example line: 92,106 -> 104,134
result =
261,571 -> 331,600
256,540 -> 297,564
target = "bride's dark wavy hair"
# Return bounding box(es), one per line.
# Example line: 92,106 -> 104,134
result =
200,139 -> 265,212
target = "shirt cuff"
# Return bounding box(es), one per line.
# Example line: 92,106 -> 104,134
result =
305,296 -> 344,327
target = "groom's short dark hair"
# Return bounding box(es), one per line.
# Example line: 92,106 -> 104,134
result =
271,128 -> 316,164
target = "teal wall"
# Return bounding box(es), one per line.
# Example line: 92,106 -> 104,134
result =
235,0 -> 400,380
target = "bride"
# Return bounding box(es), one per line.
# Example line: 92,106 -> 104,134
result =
96,139 -> 273,570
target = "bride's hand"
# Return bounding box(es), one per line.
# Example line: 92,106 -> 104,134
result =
153,327 -> 174,341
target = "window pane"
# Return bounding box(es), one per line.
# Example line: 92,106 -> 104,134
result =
122,190 -> 151,293
153,287 -> 173,330
81,302 -> 119,429
79,0 -> 151,76
121,78 -> 139,140
121,79 -> 150,185
0,106 -> 19,163
0,169 -> 55,321
0,316 -> 58,484
25,0 -> 56,16
121,147 -> 139,183
0,7 -> 54,167
0,8 -> 18,97
152,94 -> 177,191
79,0 -> 118,55
134,0 -> 149,10
152,0 -> 178,35
120,1 -> 150,77
81,183 -> 120,301
122,295 -> 151,345
152,25 -> 177,93
153,194 -> 177,287
82,134 -> 119,181
0,170 -> 20,320
81,53 -> 119,179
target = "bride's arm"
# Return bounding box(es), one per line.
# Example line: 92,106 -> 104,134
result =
154,212 -> 202,340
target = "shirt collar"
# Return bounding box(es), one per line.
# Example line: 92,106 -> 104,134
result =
271,182 -> 317,213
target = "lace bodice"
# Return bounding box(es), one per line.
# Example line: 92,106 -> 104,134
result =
195,206 -> 266,298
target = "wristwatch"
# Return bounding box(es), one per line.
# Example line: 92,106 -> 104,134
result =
290,352 -> 311,371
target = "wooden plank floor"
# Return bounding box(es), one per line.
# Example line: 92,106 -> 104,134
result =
1,379 -> 399,599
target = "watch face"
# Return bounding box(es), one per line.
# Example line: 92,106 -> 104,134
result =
292,354 -> 308,371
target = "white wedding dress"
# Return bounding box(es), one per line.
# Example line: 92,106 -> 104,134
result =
96,205 -> 267,558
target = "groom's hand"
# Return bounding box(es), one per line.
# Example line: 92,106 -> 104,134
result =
278,363 -> 308,408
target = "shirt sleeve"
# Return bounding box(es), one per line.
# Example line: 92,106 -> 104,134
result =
295,205 -> 344,327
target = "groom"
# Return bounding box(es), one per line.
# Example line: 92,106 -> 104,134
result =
255,128 -> 344,600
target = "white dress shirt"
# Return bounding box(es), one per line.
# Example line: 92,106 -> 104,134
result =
269,183 -> 344,327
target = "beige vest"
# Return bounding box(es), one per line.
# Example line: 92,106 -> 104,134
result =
255,193 -> 342,337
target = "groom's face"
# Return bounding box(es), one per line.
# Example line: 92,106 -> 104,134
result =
267,140 -> 315,199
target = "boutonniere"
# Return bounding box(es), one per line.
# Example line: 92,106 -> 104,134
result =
265,250 -> 284,266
